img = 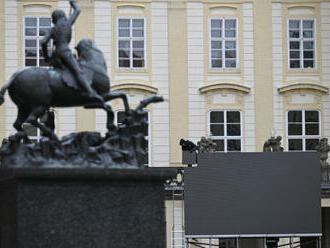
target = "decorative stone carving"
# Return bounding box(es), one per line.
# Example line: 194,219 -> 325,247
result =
263,136 -> 284,152
315,138 -> 330,168
197,137 -> 217,153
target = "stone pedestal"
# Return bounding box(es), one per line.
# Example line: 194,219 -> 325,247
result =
0,168 -> 175,248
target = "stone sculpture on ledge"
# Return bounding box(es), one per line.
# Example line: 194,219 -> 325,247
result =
0,0 -> 163,168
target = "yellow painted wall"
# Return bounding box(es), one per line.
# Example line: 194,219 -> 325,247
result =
75,1 -> 96,132
254,0 -> 274,151
168,2 -> 188,166
0,0 -> 6,141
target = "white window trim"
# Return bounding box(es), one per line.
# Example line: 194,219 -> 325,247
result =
116,17 -> 147,70
286,109 -> 321,151
287,18 -> 317,70
23,16 -> 52,68
208,17 -> 239,71
115,110 -> 151,166
207,109 -> 243,152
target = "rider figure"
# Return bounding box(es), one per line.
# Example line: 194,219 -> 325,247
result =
41,0 -> 103,103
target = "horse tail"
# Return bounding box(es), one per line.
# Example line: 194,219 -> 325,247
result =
0,70 -> 22,106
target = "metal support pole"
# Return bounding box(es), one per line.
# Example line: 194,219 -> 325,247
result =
290,237 -> 293,248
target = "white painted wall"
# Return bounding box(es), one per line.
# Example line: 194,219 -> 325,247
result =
94,1 -> 112,134
243,2 -> 255,152
187,3 -> 205,143
5,0 -> 18,136
321,2 -> 330,144
151,2 -> 170,167
272,3 -> 284,141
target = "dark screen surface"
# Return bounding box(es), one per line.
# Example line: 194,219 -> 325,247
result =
184,152 -> 321,237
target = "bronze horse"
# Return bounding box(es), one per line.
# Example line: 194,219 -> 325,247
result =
0,38 -> 129,140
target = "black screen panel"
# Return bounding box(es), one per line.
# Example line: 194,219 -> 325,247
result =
184,152 -> 321,237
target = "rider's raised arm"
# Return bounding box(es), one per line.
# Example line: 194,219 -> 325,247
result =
68,0 -> 81,26
41,29 -> 53,62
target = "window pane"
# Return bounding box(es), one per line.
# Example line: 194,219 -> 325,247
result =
211,50 -> 222,59
303,31 -> 313,38
25,39 -> 37,47
303,20 -> 314,29
227,140 -> 241,151
39,18 -> 51,27
306,139 -> 319,151
305,124 -> 319,135
25,59 -> 37,66
25,28 -> 37,36
210,111 -> 224,123
290,60 -> 300,68
119,59 -> 130,67
133,29 -> 144,37
303,51 -> 313,59
119,19 -> 130,28
133,41 -> 144,49
225,41 -> 236,49
225,30 -> 235,38
288,111 -> 302,122
288,124 -> 302,135
213,139 -> 224,151
303,41 -> 314,49
119,40 -> 130,49
290,41 -> 300,49
211,124 -> 224,136
25,49 -> 37,57
117,111 -> 125,124
119,29 -> 129,37
133,50 -> 144,59
305,111 -> 319,122
118,50 -> 129,58
289,30 -> 300,38
211,41 -> 222,49
211,30 -> 221,38
225,60 -> 236,68
227,111 -> 240,123
288,139 -> 302,151
304,60 -> 314,68
227,124 -> 241,136
211,20 -> 222,29
142,138 -> 149,165
225,20 -> 236,29
25,17 -> 37,26
225,50 -> 236,58
39,28 -> 50,36
133,19 -> 144,28
212,59 -> 222,68
290,51 -> 300,59
289,20 -> 300,29
133,60 -> 144,67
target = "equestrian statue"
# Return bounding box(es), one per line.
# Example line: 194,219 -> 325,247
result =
0,0 -> 131,141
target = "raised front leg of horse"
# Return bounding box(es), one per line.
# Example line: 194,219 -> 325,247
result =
25,106 -> 59,142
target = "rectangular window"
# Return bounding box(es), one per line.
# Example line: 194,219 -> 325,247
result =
288,19 -> 315,69
117,18 -> 145,69
24,16 -> 52,67
22,110 -> 56,142
210,18 -> 238,69
208,110 -> 242,152
116,110 -> 150,165
287,110 -> 320,151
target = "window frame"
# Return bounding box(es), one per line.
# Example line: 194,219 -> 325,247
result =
115,109 -> 151,166
207,109 -> 243,152
208,17 -> 239,71
286,109 -> 321,151
287,18 -> 317,70
116,17 -> 147,70
23,16 -> 52,68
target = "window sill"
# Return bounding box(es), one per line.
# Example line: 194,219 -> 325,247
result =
115,68 -> 149,75
207,69 -> 241,75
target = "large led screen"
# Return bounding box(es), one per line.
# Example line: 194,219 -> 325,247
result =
184,152 -> 321,237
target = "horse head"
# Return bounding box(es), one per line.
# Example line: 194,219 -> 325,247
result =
76,38 -> 107,73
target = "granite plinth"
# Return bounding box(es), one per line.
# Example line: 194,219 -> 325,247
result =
0,168 -> 176,248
